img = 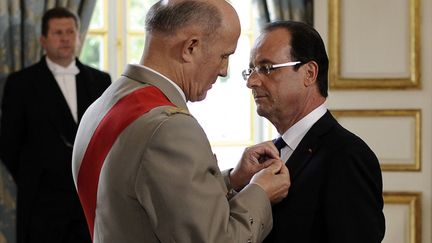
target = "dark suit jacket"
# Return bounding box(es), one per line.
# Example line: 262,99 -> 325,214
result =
264,111 -> 385,243
0,57 -> 111,243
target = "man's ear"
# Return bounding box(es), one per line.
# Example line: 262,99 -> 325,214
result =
182,37 -> 200,63
304,61 -> 319,86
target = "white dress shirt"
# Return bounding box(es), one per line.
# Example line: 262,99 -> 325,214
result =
279,104 -> 327,162
46,57 -> 80,123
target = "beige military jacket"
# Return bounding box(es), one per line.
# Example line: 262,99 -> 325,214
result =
72,64 -> 272,243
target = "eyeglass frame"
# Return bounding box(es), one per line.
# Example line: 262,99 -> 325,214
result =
241,61 -> 302,81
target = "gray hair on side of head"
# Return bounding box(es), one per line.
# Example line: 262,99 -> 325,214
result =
145,0 -> 222,37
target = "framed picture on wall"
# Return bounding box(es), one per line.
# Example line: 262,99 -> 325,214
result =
383,192 -> 421,243
331,109 -> 421,171
328,0 -> 420,89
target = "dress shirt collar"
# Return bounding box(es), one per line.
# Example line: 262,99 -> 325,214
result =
131,64 -> 186,103
46,57 -> 79,76
280,103 -> 327,151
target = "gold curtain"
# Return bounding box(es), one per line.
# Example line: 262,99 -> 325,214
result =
253,0 -> 314,28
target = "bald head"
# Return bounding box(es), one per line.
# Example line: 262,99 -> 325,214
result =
146,0 -> 223,37
142,0 -> 241,102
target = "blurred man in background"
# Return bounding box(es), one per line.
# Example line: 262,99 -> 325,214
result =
0,7 -> 111,243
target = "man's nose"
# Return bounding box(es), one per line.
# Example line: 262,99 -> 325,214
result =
246,73 -> 260,88
219,62 -> 229,77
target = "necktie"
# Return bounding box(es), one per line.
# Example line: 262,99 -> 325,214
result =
274,137 -> 287,155
51,64 -> 80,75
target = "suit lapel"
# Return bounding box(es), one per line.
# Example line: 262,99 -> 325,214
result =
75,60 -> 93,121
34,58 -> 77,147
286,135 -> 318,181
286,111 -> 337,181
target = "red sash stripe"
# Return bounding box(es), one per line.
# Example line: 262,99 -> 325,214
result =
76,86 -> 175,239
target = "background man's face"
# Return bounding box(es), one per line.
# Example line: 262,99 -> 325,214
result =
40,17 -> 80,65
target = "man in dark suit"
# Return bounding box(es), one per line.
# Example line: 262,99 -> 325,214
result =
0,7 -> 111,243
242,21 -> 385,242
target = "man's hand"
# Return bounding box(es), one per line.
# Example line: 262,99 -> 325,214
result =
251,159 -> 290,204
229,141 -> 279,191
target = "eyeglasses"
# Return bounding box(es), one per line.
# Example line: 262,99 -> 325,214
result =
241,61 -> 301,81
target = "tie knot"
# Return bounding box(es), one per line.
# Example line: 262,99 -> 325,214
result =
52,65 -> 80,76
274,137 -> 287,153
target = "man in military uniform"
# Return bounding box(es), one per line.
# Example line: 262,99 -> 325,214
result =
72,0 -> 290,242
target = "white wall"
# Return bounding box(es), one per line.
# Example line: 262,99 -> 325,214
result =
315,0 -> 431,242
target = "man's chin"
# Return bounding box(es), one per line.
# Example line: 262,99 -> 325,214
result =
256,106 -> 269,118
189,93 -> 207,102
196,94 -> 207,102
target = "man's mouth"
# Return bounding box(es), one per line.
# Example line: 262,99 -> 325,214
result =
252,90 -> 267,100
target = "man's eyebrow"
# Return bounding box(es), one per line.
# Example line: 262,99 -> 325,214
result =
249,58 -> 273,67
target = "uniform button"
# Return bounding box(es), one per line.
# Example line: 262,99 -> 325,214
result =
247,239 -> 252,243
249,217 -> 254,224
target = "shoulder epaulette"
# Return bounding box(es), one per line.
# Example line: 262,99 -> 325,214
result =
163,107 -> 191,116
